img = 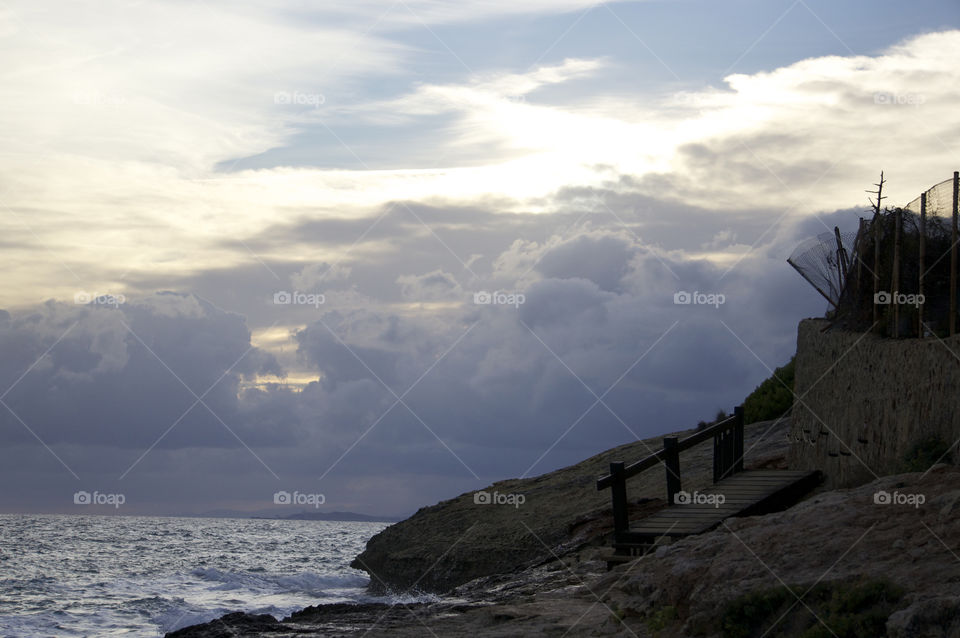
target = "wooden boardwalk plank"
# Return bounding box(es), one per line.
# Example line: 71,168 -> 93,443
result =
627,469 -> 820,538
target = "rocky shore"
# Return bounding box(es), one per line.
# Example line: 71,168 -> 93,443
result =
169,417 -> 960,637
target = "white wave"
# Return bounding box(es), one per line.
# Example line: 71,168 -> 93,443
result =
189,567 -> 369,595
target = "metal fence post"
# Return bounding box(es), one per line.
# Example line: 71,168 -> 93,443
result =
920,192 -> 926,338
952,171 -> 959,336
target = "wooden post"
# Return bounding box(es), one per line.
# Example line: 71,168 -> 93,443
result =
609,462 -> 628,535
892,208 -> 902,337
713,431 -> 721,482
873,214 -> 881,325
663,437 -> 681,505
834,226 -> 849,294
868,172 -> 886,327
952,171 -> 959,336
713,429 -> 730,483
919,193 -> 926,338
734,405 -> 745,474
857,218 -> 865,301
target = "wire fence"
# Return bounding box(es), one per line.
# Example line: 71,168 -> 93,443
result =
790,172 -> 960,338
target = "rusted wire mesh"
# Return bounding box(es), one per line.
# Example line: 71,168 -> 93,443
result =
790,176 -> 958,337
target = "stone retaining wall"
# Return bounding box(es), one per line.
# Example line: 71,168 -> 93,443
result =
788,318 -> 960,488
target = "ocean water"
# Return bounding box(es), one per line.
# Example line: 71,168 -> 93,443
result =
0,514 -> 414,637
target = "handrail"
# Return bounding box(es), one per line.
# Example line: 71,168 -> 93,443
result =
596,410 -> 741,490
595,405 -> 745,542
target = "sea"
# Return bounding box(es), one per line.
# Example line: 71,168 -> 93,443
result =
0,514 -> 425,637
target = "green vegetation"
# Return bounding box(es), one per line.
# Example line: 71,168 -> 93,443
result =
901,434 -> 952,472
720,578 -> 905,638
645,605 -> 677,633
743,357 -> 795,424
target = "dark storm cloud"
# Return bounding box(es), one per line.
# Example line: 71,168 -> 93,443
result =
0,294 -> 283,451
0,187 -> 835,516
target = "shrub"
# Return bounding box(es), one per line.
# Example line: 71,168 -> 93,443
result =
646,605 -> 677,633
720,578 -> 904,638
743,357 -> 795,424
901,435 -> 952,472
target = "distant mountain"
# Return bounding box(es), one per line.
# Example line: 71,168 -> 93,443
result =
254,510 -> 403,523
178,508 -> 402,522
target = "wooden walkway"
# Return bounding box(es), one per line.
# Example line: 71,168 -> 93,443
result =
597,407 -> 823,567
624,469 -> 821,541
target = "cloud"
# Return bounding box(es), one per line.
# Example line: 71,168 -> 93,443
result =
296,1 -> 627,28
535,231 -> 638,293
0,293 -> 282,451
2,8 -> 956,515
4,28 -> 958,315
396,269 -> 463,301
0,194 -> 831,515
290,262 -> 354,291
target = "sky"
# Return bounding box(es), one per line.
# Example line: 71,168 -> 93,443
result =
0,0 -> 958,517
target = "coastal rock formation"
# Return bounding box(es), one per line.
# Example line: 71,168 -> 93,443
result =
601,465 -> 960,636
351,417 -> 792,593
170,464 -> 960,637
167,612 -> 280,637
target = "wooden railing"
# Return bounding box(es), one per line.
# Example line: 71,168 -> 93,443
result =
596,405 -> 744,537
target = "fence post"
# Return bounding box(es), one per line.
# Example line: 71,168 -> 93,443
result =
873,210 -> 880,326
734,405 -> 745,474
713,431 -> 721,483
920,193 -> 926,338
953,171 -> 959,336
893,208 -> 902,337
857,217 -> 865,301
664,437 -> 681,505
834,226 -> 848,289
609,462 -> 629,536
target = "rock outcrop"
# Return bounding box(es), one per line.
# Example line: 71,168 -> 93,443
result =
171,462 -> 960,637
601,465 -> 960,636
